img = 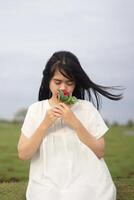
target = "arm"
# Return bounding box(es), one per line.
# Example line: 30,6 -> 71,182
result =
18,109 -> 57,161
74,120 -> 105,159
52,103 -> 106,159
18,119 -> 49,160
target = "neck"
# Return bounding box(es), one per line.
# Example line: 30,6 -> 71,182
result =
48,96 -> 62,106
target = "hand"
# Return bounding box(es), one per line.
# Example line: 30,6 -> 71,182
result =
43,109 -> 59,129
52,103 -> 80,129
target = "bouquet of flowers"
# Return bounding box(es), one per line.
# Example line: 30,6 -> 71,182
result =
57,89 -> 78,105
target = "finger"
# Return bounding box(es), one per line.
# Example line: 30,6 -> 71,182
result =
52,107 -> 63,113
53,105 -> 65,112
58,103 -> 68,109
52,109 -> 62,116
52,111 -> 62,117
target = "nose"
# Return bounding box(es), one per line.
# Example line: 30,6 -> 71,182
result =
59,82 -> 67,91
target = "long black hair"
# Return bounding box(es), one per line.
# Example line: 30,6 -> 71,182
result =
38,50 -> 123,110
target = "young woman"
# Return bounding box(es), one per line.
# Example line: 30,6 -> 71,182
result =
18,51 -> 123,200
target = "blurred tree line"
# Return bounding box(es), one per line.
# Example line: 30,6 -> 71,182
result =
0,108 -> 133,128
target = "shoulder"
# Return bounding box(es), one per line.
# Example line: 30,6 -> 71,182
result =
78,99 -> 96,110
78,99 -> 100,117
28,99 -> 48,113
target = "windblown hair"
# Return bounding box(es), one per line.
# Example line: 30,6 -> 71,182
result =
38,50 -> 123,110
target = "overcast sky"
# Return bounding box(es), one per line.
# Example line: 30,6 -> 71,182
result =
0,0 -> 133,124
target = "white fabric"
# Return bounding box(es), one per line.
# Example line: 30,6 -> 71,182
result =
21,99 -> 116,200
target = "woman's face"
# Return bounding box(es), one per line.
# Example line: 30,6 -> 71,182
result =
49,70 -> 76,99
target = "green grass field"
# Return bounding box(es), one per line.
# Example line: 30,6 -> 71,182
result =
0,121 -> 134,200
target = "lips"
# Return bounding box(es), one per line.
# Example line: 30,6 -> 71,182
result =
61,90 -> 70,96
57,89 -> 70,100
57,89 -> 70,97
57,89 -> 77,104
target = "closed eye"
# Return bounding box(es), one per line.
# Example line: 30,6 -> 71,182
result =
53,79 -> 75,86
55,81 -> 61,85
66,82 -> 74,85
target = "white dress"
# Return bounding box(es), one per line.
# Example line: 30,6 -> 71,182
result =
21,99 -> 116,200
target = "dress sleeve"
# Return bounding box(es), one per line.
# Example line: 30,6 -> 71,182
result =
21,104 -> 37,138
87,103 -> 109,139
